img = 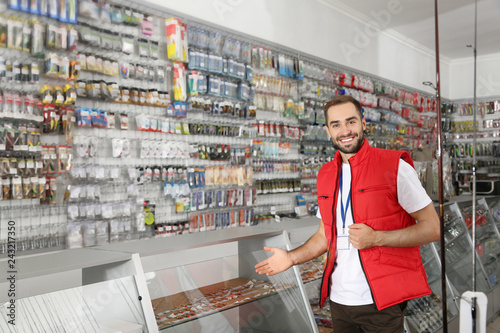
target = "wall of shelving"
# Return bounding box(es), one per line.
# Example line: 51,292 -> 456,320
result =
445,99 -> 500,195
0,0 -> 447,256
145,0 -> 499,196
156,0 -> 500,101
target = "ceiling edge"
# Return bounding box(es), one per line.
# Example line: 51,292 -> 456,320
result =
316,0 -> 452,64
449,52 -> 500,65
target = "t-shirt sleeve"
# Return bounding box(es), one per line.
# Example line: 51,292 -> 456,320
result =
397,159 -> 432,214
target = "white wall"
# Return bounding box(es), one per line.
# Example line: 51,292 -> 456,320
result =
152,0 -> 449,97
449,53 -> 500,100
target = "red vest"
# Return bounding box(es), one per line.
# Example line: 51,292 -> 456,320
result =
316,139 -> 431,310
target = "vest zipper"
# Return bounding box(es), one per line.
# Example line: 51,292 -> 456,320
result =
349,161 -> 379,311
359,185 -> 391,192
318,161 -> 340,307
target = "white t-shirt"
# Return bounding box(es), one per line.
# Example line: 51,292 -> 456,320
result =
316,159 -> 431,305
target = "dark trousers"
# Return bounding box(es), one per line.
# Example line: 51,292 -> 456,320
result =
329,300 -> 407,333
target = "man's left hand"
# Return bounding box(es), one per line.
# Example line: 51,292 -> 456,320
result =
348,223 -> 379,249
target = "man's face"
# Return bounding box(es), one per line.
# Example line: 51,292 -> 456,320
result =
324,102 -> 366,155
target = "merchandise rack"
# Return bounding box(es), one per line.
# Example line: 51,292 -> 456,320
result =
0,0 -> 447,257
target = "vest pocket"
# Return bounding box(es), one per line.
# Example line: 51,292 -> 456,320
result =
317,196 -> 332,216
379,251 -> 418,270
359,184 -> 391,193
317,195 -> 334,226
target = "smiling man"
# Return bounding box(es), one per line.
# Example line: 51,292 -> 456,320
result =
255,95 -> 440,333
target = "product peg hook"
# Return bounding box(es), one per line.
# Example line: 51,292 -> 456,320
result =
422,81 -> 437,91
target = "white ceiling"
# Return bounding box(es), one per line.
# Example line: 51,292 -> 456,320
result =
323,0 -> 500,60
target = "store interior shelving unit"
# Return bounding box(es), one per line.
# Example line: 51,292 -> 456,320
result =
445,99 -> 500,195
0,0 -> 448,256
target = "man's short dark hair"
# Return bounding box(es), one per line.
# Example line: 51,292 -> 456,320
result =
323,95 -> 363,123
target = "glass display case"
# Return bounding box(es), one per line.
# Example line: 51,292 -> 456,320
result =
439,202 -> 491,294
0,250 -> 150,332
284,220 -> 330,332
142,230 -> 317,332
406,197 -> 500,333
406,242 -> 459,333
464,198 -> 500,287
0,226 -> 318,333
0,275 -> 146,332
297,256 -> 330,332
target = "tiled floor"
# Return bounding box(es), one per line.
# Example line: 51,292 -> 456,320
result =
318,314 -> 500,332
488,315 -> 500,333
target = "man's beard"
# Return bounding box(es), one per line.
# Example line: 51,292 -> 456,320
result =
331,132 -> 364,154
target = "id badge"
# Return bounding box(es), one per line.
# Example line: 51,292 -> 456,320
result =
338,235 -> 351,250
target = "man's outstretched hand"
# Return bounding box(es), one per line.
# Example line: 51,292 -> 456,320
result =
255,246 -> 293,276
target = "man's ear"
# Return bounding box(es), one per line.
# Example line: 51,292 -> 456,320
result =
324,125 -> 331,139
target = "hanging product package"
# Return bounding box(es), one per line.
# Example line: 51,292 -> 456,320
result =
0,18 -> 7,49
59,0 -> 68,22
138,38 -> 149,58
110,5 -> 123,24
100,2 -> 111,23
22,24 -> 31,53
38,0 -> 49,16
165,18 -> 188,62
66,0 -> 78,23
173,62 -> 186,101
7,20 -> 23,51
48,0 -> 59,19
150,41 -> 159,60
67,26 -> 78,51
121,34 -> 134,55
8,0 -> 19,9
78,0 -> 98,20
141,15 -> 154,36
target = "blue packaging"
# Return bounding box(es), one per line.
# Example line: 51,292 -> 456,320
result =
246,65 -> 253,83
188,50 -> 197,70
166,104 -> 175,117
8,0 -> 19,10
190,192 -> 198,211
222,58 -> 228,75
39,0 -> 49,16
208,76 -> 220,96
197,75 -> 207,94
233,40 -> 241,59
208,54 -> 218,73
29,0 -> 40,14
200,52 -> 208,70
20,0 -> 29,11
48,0 -> 59,19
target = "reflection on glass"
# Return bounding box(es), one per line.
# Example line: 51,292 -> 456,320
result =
147,245 -> 314,333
